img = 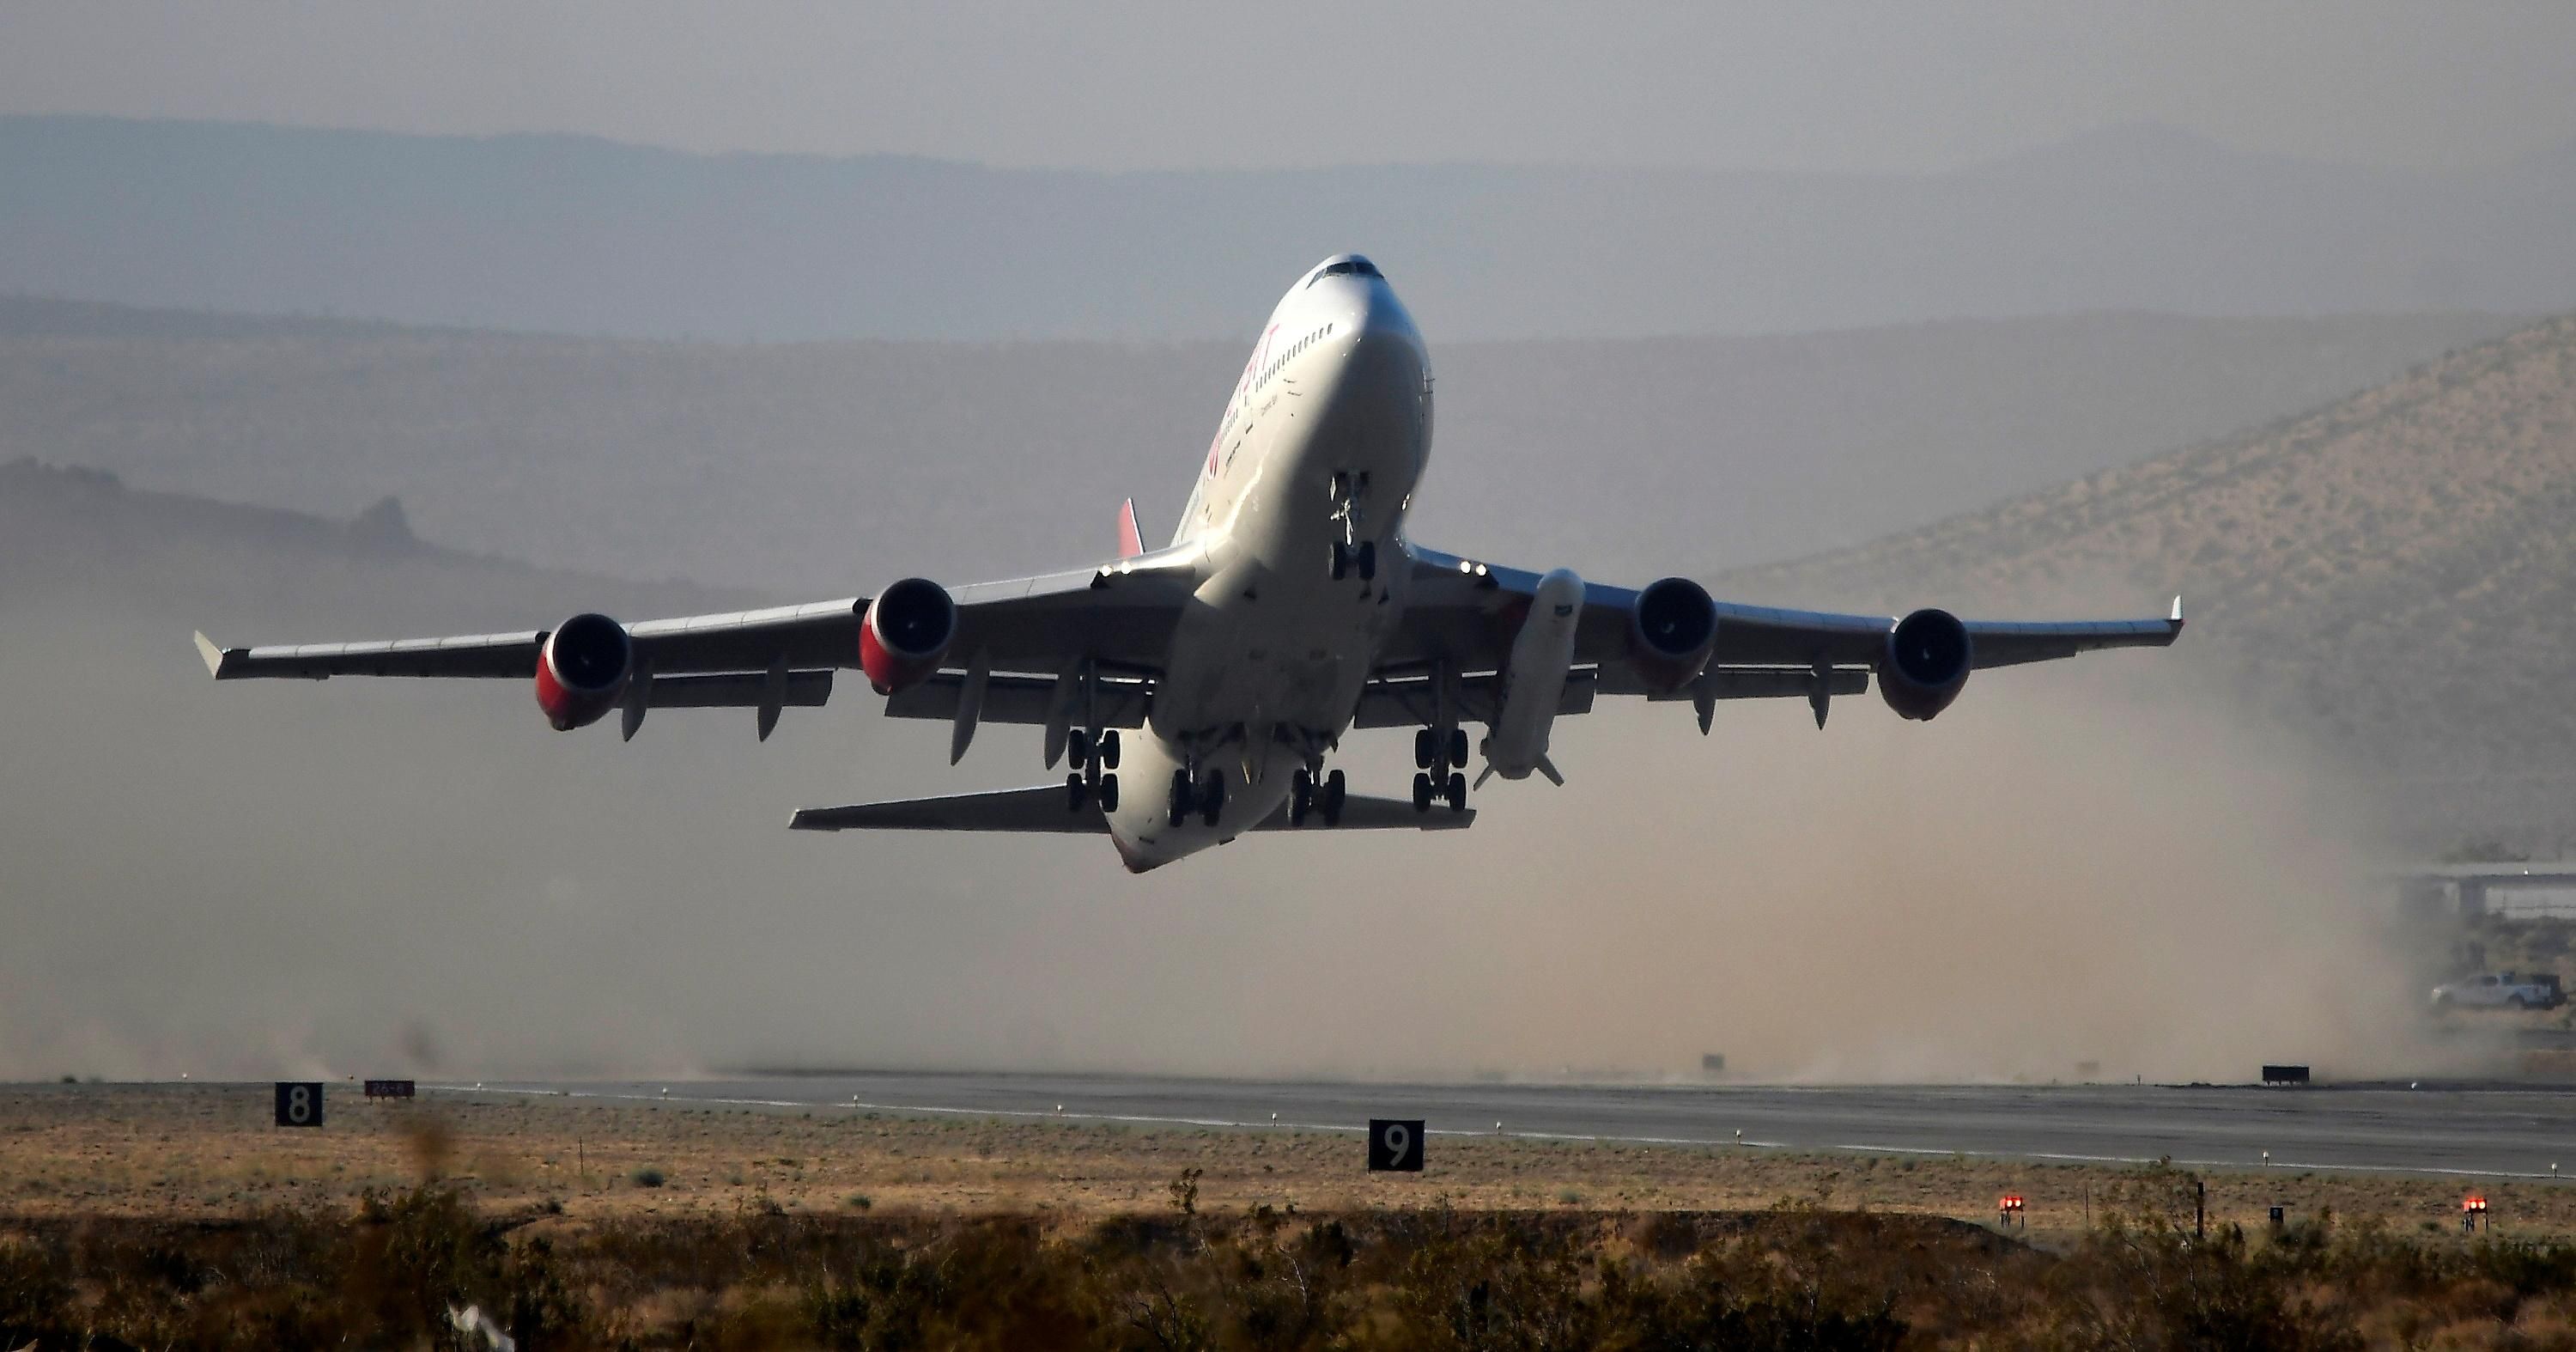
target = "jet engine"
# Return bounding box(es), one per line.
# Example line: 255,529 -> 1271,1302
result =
533,612 -> 632,730
1625,576 -> 1717,693
860,577 -> 957,695
1879,607 -> 1971,721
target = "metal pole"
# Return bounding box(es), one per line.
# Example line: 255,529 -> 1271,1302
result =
2196,1180 -> 2206,1239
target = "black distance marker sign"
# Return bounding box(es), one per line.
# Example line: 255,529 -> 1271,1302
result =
274,1081 -> 325,1129
1368,1118 -> 1425,1172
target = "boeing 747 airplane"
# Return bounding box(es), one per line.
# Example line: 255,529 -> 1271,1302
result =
196,254 -> 2181,871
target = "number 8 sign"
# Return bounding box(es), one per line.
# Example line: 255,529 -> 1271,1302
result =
1368,1118 -> 1425,1172
274,1081 -> 325,1129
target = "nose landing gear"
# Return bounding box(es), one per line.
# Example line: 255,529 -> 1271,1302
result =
1327,471 -> 1378,582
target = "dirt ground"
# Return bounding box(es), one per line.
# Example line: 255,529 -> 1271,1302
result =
4,1082 -> 2568,1245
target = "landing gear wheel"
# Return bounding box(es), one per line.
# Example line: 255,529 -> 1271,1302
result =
1322,769 -> 1347,825
1066,773 -> 1088,812
1067,728 -> 1092,771
1412,771 -> 1434,813
1290,769 -> 1313,826
1200,774 -> 1225,827
1356,540 -> 1376,581
1446,771 -> 1467,812
1415,728 -> 1436,769
1328,543 -> 1349,582
1449,728 -> 1469,767
1168,770 -> 1194,828
1097,772 -> 1120,813
1098,730 -> 1121,770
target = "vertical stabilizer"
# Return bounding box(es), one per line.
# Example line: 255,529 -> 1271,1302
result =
1116,498 -> 1145,559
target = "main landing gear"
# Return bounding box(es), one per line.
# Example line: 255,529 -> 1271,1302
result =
1411,725 -> 1469,813
1065,727 -> 1120,813
1167,765 -> 1226,829
1290,766 -> 1347,826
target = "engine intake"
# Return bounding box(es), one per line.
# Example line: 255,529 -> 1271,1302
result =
534,612 -> 632,730
860,577 -> 957,695
1626,576 -> 1718,693
1879,608 -> 1971,721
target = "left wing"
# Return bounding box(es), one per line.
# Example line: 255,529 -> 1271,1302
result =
1391,542 -> 2180,709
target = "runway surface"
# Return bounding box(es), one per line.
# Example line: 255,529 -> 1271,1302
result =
439,1071 -> 2576,1181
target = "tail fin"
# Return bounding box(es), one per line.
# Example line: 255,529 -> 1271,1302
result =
1116,498 -> 1145,559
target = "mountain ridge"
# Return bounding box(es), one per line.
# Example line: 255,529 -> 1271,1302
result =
6,114 -> 2570,341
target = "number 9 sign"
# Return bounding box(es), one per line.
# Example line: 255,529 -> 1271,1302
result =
1368,1118 -> 1425,1172
274,1081 -> 325,1129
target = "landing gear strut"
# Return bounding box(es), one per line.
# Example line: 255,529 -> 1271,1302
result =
1412,717 -> 1471,815
1327,471 -> 1377,582
1061,667 -> 1119,813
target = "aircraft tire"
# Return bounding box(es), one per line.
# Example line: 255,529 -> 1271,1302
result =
1066,774 -> 1087,813
1323,769 -> 1347,825
1412,772 -> 1433,813
1415,728 -> 1435,769
1097,773 -> 1119,813
1099,730 -> 1121,770
1446,771 -> 1467,811
1168,770 -> 1193,827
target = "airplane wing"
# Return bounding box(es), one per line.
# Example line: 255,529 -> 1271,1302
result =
788,785 -> 1471,832
192,544 -> 1207,732
1390,542 -> 2179,712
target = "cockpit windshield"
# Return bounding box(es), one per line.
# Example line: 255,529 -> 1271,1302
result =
1307,256 -> 1385,287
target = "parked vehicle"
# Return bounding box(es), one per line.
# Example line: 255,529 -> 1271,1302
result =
2430,971 -> 2567,1010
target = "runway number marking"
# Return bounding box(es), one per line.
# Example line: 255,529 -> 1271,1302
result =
273,1081 -> 324,1129
1369,1118 -> 1425,1172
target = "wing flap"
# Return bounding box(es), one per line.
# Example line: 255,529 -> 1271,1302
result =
647,670 -> 834,709
883,672 -> 1154,728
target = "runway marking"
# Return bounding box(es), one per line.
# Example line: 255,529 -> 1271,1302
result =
425,1085 -> 2572,1183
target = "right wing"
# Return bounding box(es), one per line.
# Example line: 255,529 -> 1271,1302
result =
194,542 -> 1209,744
196,543 -> 1206,689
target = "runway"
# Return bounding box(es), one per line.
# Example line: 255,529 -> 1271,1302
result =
439,1071 -> 2576,1181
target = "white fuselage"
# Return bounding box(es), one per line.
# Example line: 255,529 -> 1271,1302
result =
1103,258 -> 1434,870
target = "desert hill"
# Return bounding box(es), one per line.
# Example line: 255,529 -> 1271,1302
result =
1721,314 -> 2576,843
0,296 -> 2516,593
3,116 -> 2571,342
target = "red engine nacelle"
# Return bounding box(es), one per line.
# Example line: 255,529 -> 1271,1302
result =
860,576 -> 958,695
534,612 -> 633,730
1879,607 -> 1972,721
1625,576 -> 1718,693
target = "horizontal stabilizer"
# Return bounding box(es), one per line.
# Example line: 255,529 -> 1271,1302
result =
792,785 -> 1105,833
789,786 -> 1473,833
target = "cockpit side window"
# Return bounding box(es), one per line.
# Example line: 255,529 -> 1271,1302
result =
1306,256 -> 1385,288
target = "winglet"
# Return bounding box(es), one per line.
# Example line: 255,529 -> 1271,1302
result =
192,630 -> 237,679
1115,498 -> 1145,560
2170,594 -> 2184,627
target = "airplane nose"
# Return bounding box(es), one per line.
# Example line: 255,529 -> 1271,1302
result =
1340,282 -> 1425,381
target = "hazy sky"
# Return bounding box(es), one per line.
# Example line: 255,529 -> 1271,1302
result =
5,2 -> 2573,173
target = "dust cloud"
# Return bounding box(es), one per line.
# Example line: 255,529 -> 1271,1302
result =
0,548 -> 2445,1087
